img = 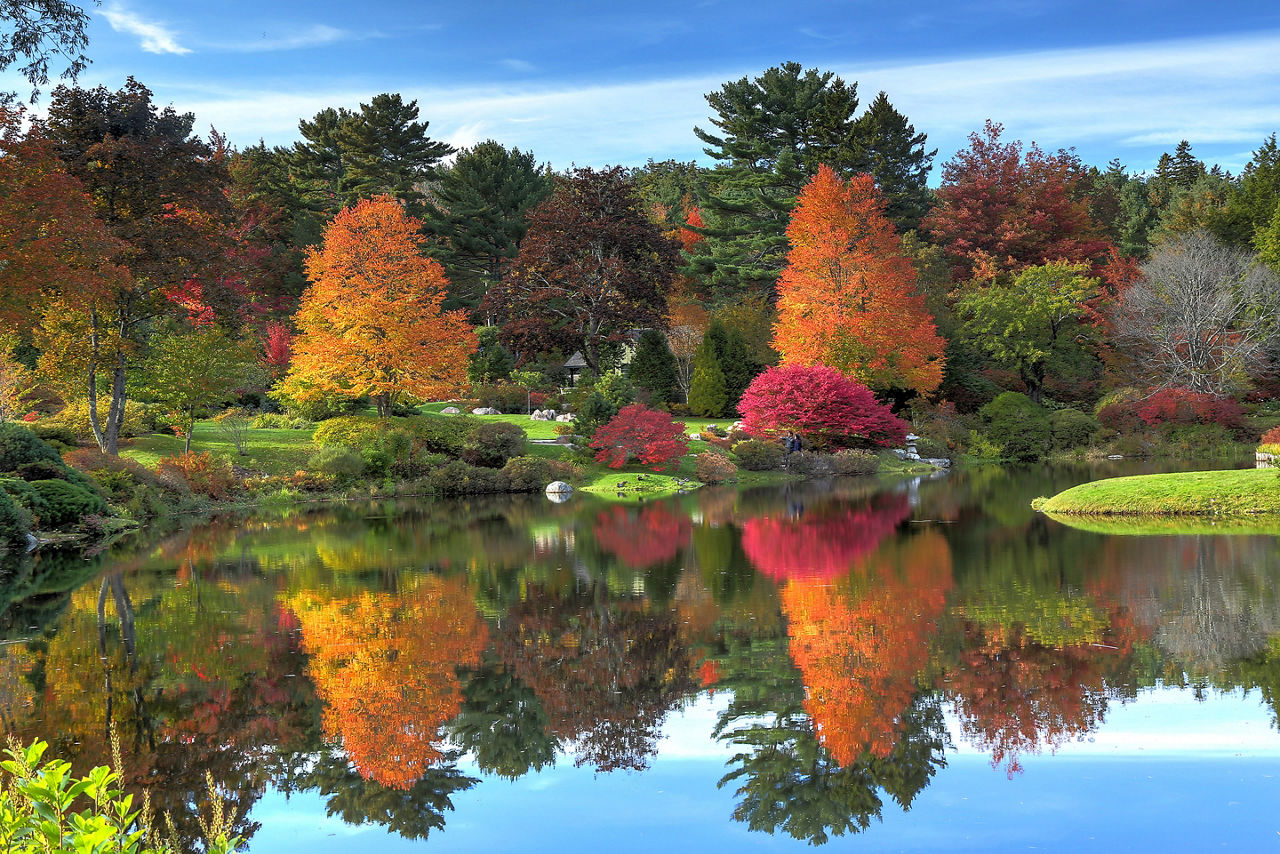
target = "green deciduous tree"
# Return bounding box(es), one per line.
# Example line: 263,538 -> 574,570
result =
142,326 -> 259,453
0,0 -> 91,102
956,262 -> 1098,404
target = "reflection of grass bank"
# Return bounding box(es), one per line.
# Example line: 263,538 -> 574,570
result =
1034,468 -> 1280,516
1044,512 -> 1280,536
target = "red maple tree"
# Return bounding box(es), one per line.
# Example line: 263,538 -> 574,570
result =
738,363 -> 909,448
590,404 -> 689,470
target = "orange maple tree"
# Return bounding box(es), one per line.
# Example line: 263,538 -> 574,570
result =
780,529 -> 954,766
278,195 -> 476,416
773,165 -> 945,394
288,576 -> 487,790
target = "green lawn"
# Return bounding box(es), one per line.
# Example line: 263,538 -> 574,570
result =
122,422 -> 318,476
1035,468 -> 1280,516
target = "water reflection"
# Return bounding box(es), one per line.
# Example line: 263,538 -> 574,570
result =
1,465 -> 1279,848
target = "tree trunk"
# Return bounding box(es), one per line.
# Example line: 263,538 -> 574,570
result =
184,405 -> 194,453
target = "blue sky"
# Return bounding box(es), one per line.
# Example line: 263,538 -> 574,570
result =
9,1 -> 1280,177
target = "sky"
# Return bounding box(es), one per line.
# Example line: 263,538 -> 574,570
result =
7,0 -> 1280,178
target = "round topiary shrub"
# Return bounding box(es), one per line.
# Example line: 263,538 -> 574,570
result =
981,392 -> 1051,462
1050,408 -> 1100,451
462,421 -> 527,468
0,423 -> 64,473
28,479 -> 106,527
732,438 -> 784,471
306,446 -> 367,484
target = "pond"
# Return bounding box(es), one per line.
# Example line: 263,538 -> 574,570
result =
2,460 -> 1278,851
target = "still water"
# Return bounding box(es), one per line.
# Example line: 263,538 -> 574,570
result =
2,462 -> 1279,851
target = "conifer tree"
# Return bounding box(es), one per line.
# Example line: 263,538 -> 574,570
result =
628,329 -> 679,406
688,333 -> 728,416
851,92 -> 936,232
423,140 -> 551,313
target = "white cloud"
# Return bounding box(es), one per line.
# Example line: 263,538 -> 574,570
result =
102,2 -> 190,55
151,30 -> 1280,175
214,25 -> 352,53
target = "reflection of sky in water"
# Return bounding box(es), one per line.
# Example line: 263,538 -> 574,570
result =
246,687 -> 1280,852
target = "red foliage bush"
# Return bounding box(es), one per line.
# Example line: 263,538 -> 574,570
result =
589,404 -> 689,471
738,363 -> 908,448
1100,387 -> 1244,433
1260,426 -> 1280,446
155,451 -> 236,499
694,451 -> 737,484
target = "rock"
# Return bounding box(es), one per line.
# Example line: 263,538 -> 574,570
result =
530,409 -> 558,421
1107,454 -> 1124,460
472,407 -> 500,416
441,406 -> 461,414
555,413 -> 575,422
545,481 -> 573,503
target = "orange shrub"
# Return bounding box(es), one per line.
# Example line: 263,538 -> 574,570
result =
155,451 -> 236,499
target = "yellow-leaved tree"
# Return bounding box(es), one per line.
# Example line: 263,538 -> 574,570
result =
278,195 -> 476,415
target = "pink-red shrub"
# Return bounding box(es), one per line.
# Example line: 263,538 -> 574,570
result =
1100,387 -> 1243,432
738,363 -> 908,448
589,404 -> 689,471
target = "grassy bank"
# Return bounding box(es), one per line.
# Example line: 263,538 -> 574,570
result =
1034,468 -> 1280,516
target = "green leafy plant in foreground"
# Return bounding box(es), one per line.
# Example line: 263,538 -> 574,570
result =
0,737 -> 240,853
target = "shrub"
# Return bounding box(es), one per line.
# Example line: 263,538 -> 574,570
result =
1133,387 -> 1244,430
732,437 -> 785,471
0,487 -> 31,544
1,477 -> 47,521
981,392 -> 1051,462
787,450 -> 837,477
428,459 -> 503,495
414,415 -> 471,456
0,422 -> 64,472
1259,425 -> 1280,455
1050,408 -> 1101,451
270,385 -> 363,422
47,399 -> 169,439
15,459 -> 66,481
214,406 -> 255,455
251,412 -> 313,430
306,445 -> 367,483
695,451 -> 738,484
313,415 -> 385,449
738,364 -> 908,449
574,390 -> 618,439
462,421 -> 527,468
156,452 -> 236,499
595,371 -> 637,410
30,423 -> 78,448
28,478 -> 107,526
590,405 -> 689,471
473,383 -> 530,414
500,455 -> 553,491
831,449 -> 879,475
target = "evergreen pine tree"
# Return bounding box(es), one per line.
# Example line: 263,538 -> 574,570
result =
688,333 -> 728,416
628,329 -> 679,406
850,92 -> 937,232
423,141 -> 552,313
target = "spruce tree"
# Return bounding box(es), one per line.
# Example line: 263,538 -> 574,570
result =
705,319 -> 760,411
423,141 -> 551,313
688,333 -> 728,416
628,330 -> 679,406
851,92 -> 937,232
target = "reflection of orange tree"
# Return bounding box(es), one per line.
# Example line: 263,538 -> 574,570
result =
289,575 -> 486,790
741,493 -> 911,582
592,503 -> 692,569
780,529 -> 953,765
943,596 -> 1140,776
492,584 -> 694,771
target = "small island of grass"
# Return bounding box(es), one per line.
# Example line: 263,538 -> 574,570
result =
1033,468 -> 1280,517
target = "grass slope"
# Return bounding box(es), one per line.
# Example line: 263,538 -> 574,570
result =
1036,468 -> 1280,516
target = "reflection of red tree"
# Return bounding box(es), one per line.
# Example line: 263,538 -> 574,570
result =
290,576 -> 486,789
781,530 -> 953,765
944,603 -> 1139,777
593,503 -> 692,569
741,493 -> 910,582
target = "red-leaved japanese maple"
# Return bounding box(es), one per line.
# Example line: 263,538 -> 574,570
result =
738,363 -> 908,448
590,404 -> 689,470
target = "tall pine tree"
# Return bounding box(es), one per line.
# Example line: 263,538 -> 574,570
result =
851,92 -> 936,233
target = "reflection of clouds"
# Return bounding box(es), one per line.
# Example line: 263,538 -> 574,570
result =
945,687 -> 1280,758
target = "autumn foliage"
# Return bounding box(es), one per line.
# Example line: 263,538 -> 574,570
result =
738,363 -> 909,448
289,576 -> 486,790
782,530 -> 954,765
740,493 -> 911,582
279,196 -> 476,416
589,404 -> 689,470
774,166 -> 944,394
593,503 -> 692,569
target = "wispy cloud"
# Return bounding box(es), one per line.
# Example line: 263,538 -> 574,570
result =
499,58 -> 538,74
153,30 -> 1280,176
214,24 -> 353,53
101,2 -> 190,55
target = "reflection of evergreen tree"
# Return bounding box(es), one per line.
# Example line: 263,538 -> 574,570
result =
450,653 -> 557,780
274,749 -> 478,841
713,636 -> 949,845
